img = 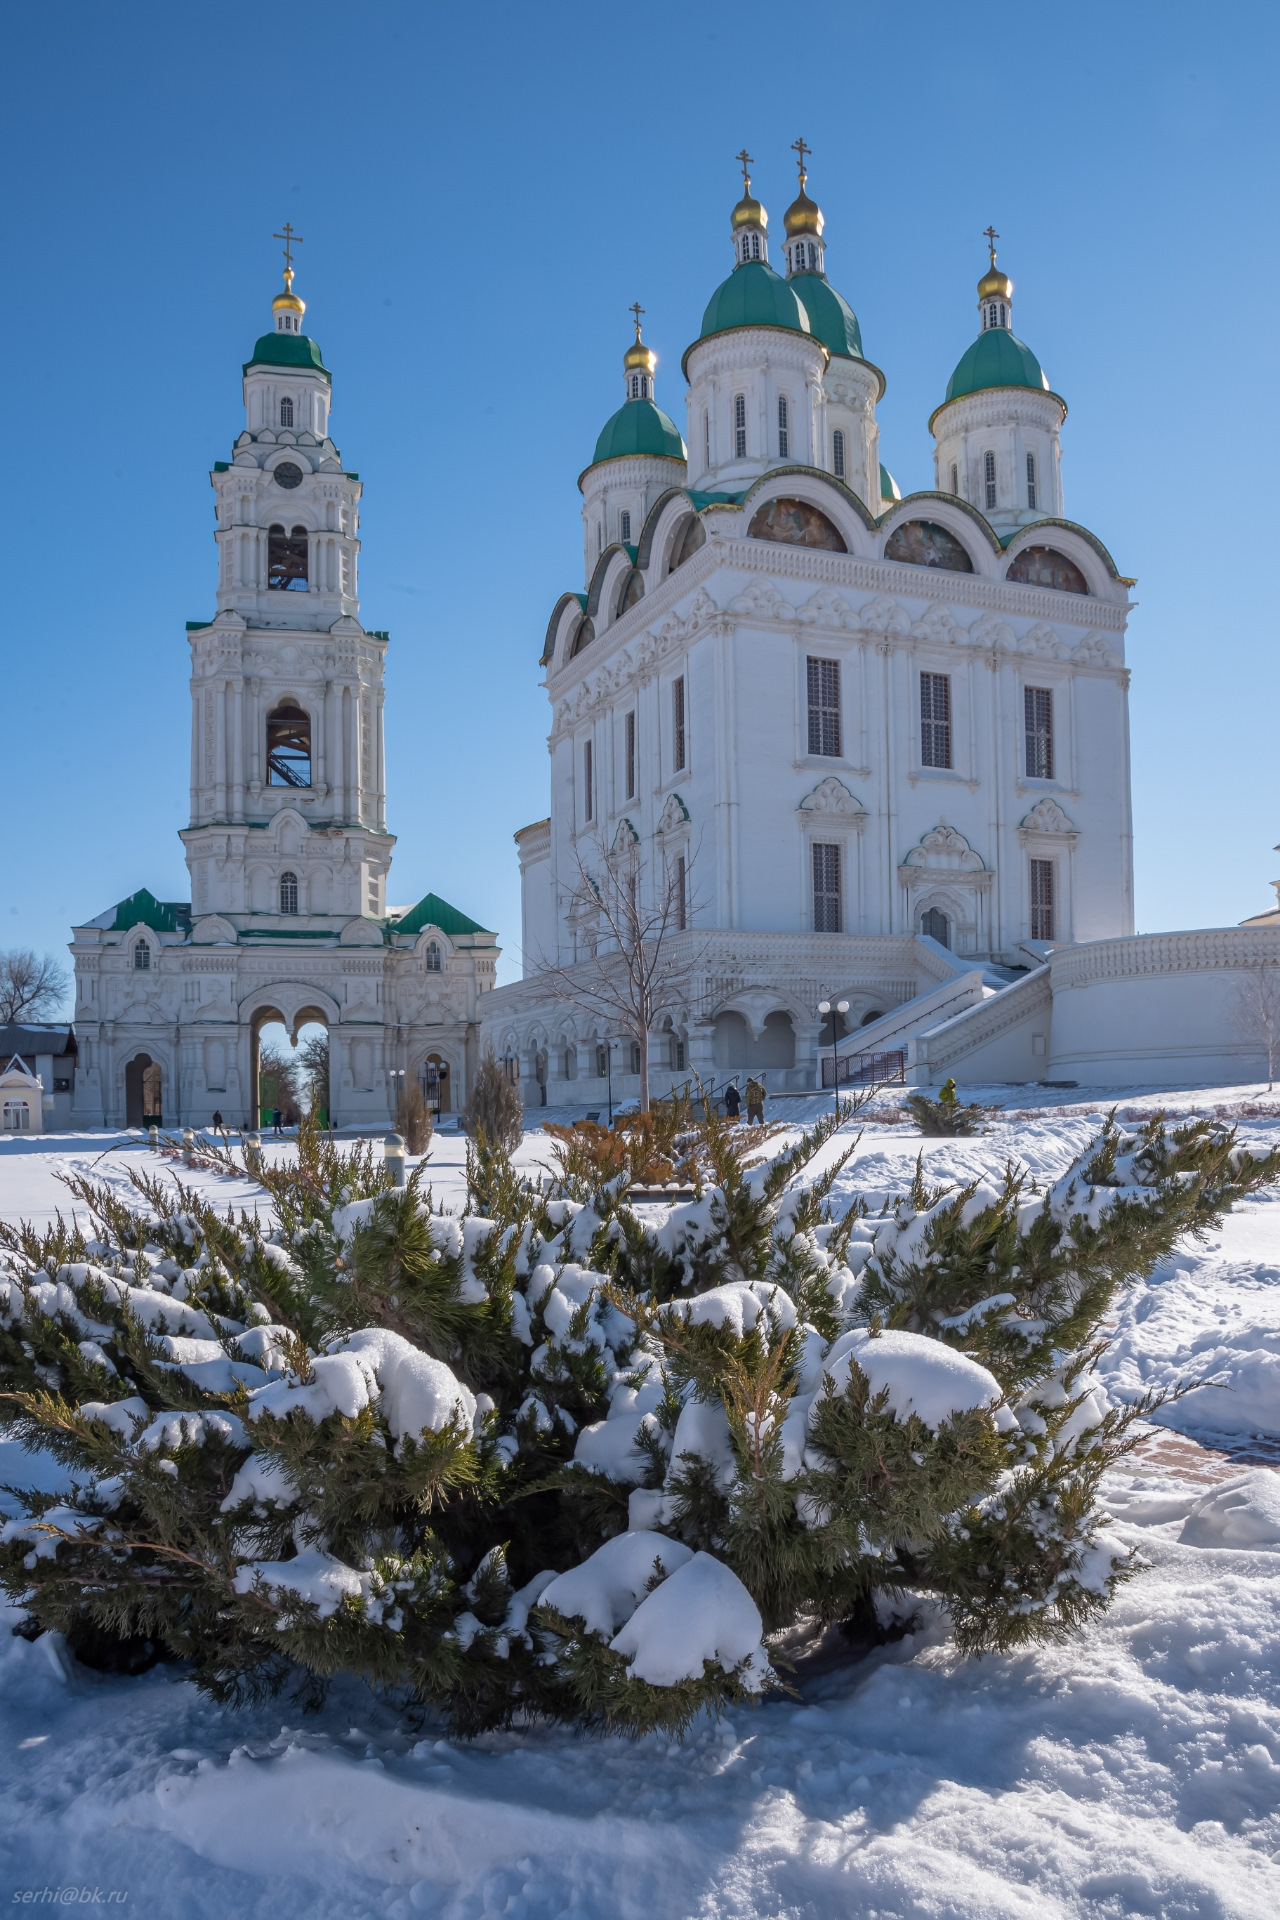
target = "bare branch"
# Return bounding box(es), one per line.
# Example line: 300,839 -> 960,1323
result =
0,950 -> 70,1025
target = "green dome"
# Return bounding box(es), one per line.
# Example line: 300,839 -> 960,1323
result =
590,397 -> 687,468
787,272 -> 863,359
695,260 -> 812,351
244,332 -> 330,381
944,327 -> 1048,404
880,463 -> 901,502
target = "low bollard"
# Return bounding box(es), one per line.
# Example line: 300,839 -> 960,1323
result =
383,1131 -> 406,1188
182,1126 -> 195,1166
148,1124 -> 159,1150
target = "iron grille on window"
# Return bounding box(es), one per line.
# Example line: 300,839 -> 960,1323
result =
950,461 -> 959,496
620,510 -> 631,544
734,393 -> 746,459
920,906 -> 950,947
134,942 -> 150,971
778,396 -> 789,458
279,397 -> 294,427
625,710 -> 636,798
812,841 -> 842,931
1030,858 -> 1055,940
279,871 -> 299,915
920,671 -> 952,768
807,656 -> 841,757
673,675 -> 686,769
1026,452 -> 1037,510
425,941 -> 442,971
984,450 -> 997,510
673,853 -> 687,931
1025,686 -> 1054,779
833,428 -> 845,479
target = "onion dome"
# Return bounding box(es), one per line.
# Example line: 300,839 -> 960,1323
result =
783,140 -> 824,239
880,463 -> 901,503
941,233 -> 1053,405
245,264 -> 329,380
788,275 -> 862,360
731,149 -> 768,233
695,265 -> 811,349
587,312 -> 687,472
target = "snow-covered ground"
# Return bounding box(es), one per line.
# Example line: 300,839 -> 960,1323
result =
2,1087 -> 1279,1919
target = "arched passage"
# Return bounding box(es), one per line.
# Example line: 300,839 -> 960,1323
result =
249,1002 -> 333,1129
125,1053 -> 163,1128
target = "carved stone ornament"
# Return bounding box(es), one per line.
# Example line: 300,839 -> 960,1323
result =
968,610 -> 1017,652
190,914 -> 238,945
795,587 -> 857,629
900,822 -> 990,889
657,793 -> 691,834
727,579 -> 794,621
910,603 -> 966,647
612,819 -> 640,854
1073,630 -> 1120,667
1019,797 -> 1078,838
855,595 -> 912,639
798,776 -> 867,821
1021,621 -> 1071,660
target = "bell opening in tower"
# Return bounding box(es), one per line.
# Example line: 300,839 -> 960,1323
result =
268,523 -> 309,590
266,704 -> 312,787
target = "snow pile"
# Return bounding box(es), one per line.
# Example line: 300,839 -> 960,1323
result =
539,1531 -> 692,1636
233,1547 -> 377,1620
1180,1469 -> 1280,1549
247,1327 -> 476,1447
818,1327 -> 1008,1430
609,1550 -> 769,1688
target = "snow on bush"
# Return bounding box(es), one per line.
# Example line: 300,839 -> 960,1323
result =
0,1103 -> 1276,1736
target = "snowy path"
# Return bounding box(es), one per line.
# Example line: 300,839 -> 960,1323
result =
1,1091 -> 1278,1918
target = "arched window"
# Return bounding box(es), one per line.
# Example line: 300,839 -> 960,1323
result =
833,429 -> 846,479
267,523 -> 309,590
629,375 -> 640,399
134,940 -> 150,971
984,451 -> 997,510
777,396 -> 789,458
424,940 -> 442,971
808,242 -> 817,270
950,461 -> 959,496
704,410 -> 710,466
266,704 -> 312,786
669,514 -> 706,574
570,616 -> 595,657
620,510 -> 631,544
1005,546 -> 1090,594
279,871 -> 299,915
280,397 -> 294,427
884,519 -> 974,573
1026,452 -> 1037,510
1,1099 -> 31,1131
921,907 -> 950,947
734,393 -> 747,460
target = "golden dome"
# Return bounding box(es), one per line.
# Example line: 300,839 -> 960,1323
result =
273,266 -> 305,317
978,264 -> 1012,302
624,337 -> 657,375
731,186 -> 767,232
784,185 -> 823,239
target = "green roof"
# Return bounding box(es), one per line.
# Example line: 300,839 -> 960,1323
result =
590,398 -> 686,469
243,332 -> 331,382
787,272 -> 863,359
110,888 -> 191,934
690,261 -> 812,368
393,892 -> 493,938
880,463 -> 901,502
944,327 -> 1049,404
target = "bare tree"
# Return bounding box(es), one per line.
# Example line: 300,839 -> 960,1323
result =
538,835 -> 705,1113
1231,963 -> 1280,1091
299,1030 -> 330,1119
0,950 -> 70,1026
465,1047 -> 524,1153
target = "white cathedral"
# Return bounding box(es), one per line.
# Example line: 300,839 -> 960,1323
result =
480,155 -> 1152,1102
69,251 -> 498,1131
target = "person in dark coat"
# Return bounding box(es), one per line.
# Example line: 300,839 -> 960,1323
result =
724,1080 -> 741,1122
745,1077 -> 766,1126
272,1107 -> 283,1136
211,1109 -> 223,1133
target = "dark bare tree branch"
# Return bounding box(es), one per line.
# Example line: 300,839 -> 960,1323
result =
0,950 -> 70,1025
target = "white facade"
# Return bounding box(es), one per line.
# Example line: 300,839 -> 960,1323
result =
484,170 -> 1136,1106
69,278 -> 498,1131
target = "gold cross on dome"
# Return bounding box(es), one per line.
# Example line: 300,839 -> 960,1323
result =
735,148 -> 754,187
983,224 -> 999,266
629,301 -> 645,340
791,136 -> 811,182
273,221 -> 305,283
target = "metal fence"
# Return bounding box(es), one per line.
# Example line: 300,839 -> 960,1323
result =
821,1049 -> 906,1089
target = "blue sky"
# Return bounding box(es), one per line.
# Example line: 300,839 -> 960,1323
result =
2,0 -> 1276,994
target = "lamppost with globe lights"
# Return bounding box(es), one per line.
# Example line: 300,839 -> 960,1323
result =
817,997 -> 849,1109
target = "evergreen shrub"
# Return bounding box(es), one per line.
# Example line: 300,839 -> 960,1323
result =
1,1102 -> 1276,1737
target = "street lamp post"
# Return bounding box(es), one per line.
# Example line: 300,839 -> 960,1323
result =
606,1038 -> 616,1126
817,998 -> 850,1110
388,1066 -> 406,1124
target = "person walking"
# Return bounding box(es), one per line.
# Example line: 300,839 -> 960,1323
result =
272,1106 -> 283,1137
745,1076 -> 766,1126
211,1109 -> 223,1134
939,1078 -> 957,1106
723,1079 -> 741,1123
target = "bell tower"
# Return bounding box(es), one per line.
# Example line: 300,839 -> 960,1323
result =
180,235 -> 395,926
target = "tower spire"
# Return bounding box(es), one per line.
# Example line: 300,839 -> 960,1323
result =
623,302 -> 656,400
783,137 -> 824,276
976,226 -> 1013,331
730,150 -> 768,265
271,222 -> 306,333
